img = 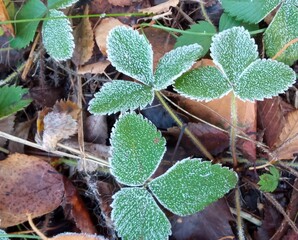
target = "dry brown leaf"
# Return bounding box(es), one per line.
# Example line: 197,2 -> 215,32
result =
78,60 -> 110,74
50,232 -> 107,240
0,0 -> 14,37
36,100 -> 80,151
73,5 -> 94,66
272,110 -> 298,160
139,0 -> 179,14
8,118 -> 34,153
143,28 -> 175,69
84,115 -> 108,144
0,153 -> 64,228
95,18 -> 126,56
0,114 -> 15,147
257,97 -> 294,149
63,178 -> 97,234
174,91 -> 257,160
108,0 -> 131,7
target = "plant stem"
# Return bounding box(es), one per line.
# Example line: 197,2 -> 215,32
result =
199,1 -> 214,27
235,187 -> 245,240
155,91 -> 214,161
230,92 -> 238,168
0,12 -> 150,25
0,234 -> 41,239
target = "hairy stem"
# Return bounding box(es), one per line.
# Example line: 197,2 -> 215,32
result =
235,187 -> 245,240
230,92 -> 238,168
155,91 -> 214,161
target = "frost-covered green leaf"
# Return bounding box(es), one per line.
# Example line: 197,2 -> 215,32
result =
42,9 -> 74,61
235,59 -> 296,101
211,26 -> 258,84
9,0 -> 46,49
153,44 -> 203,90
111,187 -> 171,240
264,0 -> 298,65
175,27 -> 296,102
219,12 -> 259,32
47,0 -> 79,9
0,86 -> 31,120
107,26 -> 154,86
258,167 -> 280,192
0,229 -> 9,240
174,66 -> 231,101
88,81 -> 153,115
149,159 -> 238,216
221,0 -> 280,23
110,113 -> 166,186
174,21 -> 216,56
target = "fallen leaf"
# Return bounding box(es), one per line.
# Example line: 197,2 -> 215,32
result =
175,91 -> 257,160
0,0 -> 14,37
0,153 -> 64,228
0,114 -> 15,147
95,18 -> 126,56
272,110 -> 298,160
139,0 -> 178,14
170,198 -> 235,239
78,60 -> 110,74
8,118 -> 34,153
143,28 -> 175,69
84,115 -> 108,144
108,0 -> 131,7
49,232 -> 107,240
257,97 -> 294,149
63,178 -> 97,234
36,100 -> 80,151
73,5 -> 94,66
167,122 -> 230,157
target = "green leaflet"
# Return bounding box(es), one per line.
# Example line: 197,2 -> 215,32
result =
219,12 -> 259,32
175,27 -> 296,102
221,0 -> 281,24
88,80 -> 154,115
210,26 -> 258,84
149,159 -> 238,216
175,66 -> 231,101
42,10 -> 75,61
110,113 -> 166,186
0,86 -> 31,120
264,0 -> 298,65
107,26 -> 154,86
174,21 -> 216,56
0,229 -> 9,240
153,44 -> 203,90
235,59 -> 296,101
111,188 -> 171,240
258,167 -> 280,192
9,0 -> 46,49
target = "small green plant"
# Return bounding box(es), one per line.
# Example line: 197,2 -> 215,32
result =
258,166 -> 280,192
109,113 -> 237,239
0,86 -> 31,120
9,0 -> 79,60
221,0 -> 298,65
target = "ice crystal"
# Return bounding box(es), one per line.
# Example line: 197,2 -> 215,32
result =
110,113 -> 166,186
153,44 -> 203,90
42,9 -> 75,61
88,81 -> 154,115
111,187 -> 171,240
107,26 -> 154,86
149,159 -> 238,216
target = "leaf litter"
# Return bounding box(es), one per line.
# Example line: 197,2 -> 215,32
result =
1,0 -> 298,239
